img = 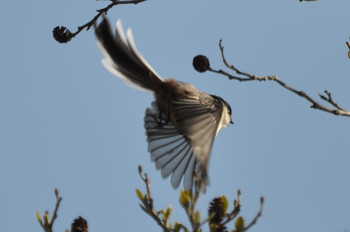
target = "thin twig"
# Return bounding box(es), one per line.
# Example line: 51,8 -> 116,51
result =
49,189 -> 62,231
198,213 -> 214,228
53,0 -> 147,43
242,197 -> 264,232
72,0 -> 147,38
209,40 -> 278,82
187,192 -> 196,232
183,176 -> 202,232
138,166 -> 170,232
319,90 -> 346,111
37,189 -> 63,232
222,189 -> 241,225
149,209 -> 170,232
209,40 -> 350,117
138,166 -> 153,210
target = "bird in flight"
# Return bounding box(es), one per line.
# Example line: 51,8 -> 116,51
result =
95,18 -> 233,192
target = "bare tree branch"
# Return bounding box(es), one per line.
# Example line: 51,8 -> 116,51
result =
73,0 -> 147,37
138,166 -> 171,232
37,189 -> 63,232
53,0 -> 147,43
242,197 -> 264,232
222,189 -> 241,226
49,189 -> 62,231
208,40 -> 350,117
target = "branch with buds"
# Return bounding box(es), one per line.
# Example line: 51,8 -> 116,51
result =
36,169 -> 264,232
37,189 -> 88,232
137,166 -> 171,232
37,189 -> 63,232
137,166 -> 264,232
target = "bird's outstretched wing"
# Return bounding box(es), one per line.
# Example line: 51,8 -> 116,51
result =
171,93 -> 224,172
144,93 -> 224,191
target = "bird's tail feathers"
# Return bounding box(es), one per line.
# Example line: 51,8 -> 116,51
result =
95,18 -> 163,93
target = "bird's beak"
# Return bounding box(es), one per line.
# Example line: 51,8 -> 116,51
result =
230,120 -> 234,125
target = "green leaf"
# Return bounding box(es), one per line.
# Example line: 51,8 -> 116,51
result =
221,195 -> 229,213
136,189 -> 144,200
139,203 -> 150,214
169,221 -> 173,230
235,217 -> 245,232
207,212 -> 216,223
165,205 -> 173,219
193,211 -> 201,225
174,223 -> 182,232
142,194 -> 151,210
44,212 -> 50,226
180,190 -> 190,208
157,209 -> 166,216
37,210 -> 43,224
161,209 -> 167,221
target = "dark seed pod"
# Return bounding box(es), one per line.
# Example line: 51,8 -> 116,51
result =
71,216 -> 88,232
193,55 -> 210,73
53,26 -> 73,43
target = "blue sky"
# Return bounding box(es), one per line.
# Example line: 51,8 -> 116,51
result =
1,1 -> 350,232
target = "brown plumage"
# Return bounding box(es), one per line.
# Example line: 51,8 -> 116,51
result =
95,18 -> 233,192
